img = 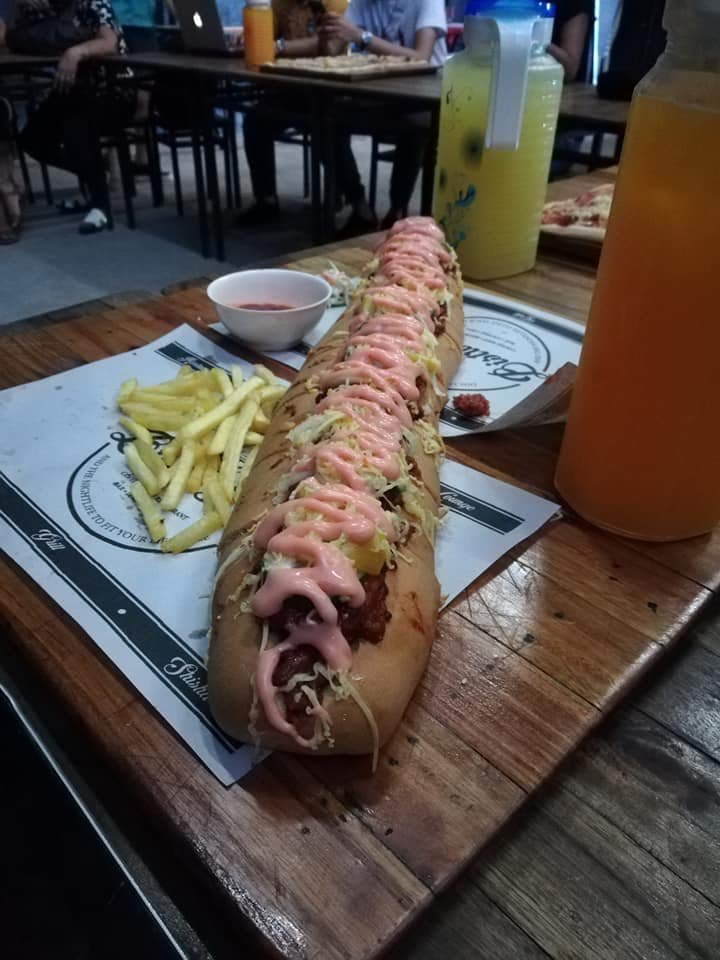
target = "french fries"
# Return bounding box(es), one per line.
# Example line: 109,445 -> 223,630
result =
203,476 -> 232,525
220,399 -> 259,501
117,362 -> 285,552
134,438 -> 170,489
130,482 -> 166,542
118,415 -> 153,447
161,512 -> 224,554
124,443 -> 160,495
181,376 -> 264,442
161,440 -> 196,511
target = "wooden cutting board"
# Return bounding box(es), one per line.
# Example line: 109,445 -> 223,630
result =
1,245 -> 718,960
261,56 -> 437,82
539,168 -> 617,263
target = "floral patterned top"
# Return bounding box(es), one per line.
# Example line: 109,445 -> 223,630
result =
18,0 -> 127,53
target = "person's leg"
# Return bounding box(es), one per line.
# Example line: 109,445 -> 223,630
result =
334,131 -> 377,237
61,94 -> 111,222
66,89 -> 136,232
19,93 -> 71,176
243,109 -> 278,203
383,112 -> 430,228
235,107 -> 286,225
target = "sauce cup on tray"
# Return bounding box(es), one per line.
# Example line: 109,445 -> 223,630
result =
207,269 -> 332,351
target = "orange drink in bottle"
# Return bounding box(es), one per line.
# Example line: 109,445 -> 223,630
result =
555,16 -> 720,540
243,0 -> 275,70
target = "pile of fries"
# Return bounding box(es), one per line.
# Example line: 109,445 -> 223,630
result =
116,363 -> 285,553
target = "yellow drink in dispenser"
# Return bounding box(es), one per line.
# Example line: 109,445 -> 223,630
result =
433,1 -> 562,280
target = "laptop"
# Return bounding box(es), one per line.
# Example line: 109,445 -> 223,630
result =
173,0 -> 243,56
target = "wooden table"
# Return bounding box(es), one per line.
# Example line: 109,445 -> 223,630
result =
0,51 -> 59,73
113,52 -> 632,253
1,42 -> 630,254
2,231 -> 714,960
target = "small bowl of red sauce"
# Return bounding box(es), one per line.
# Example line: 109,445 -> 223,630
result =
207,269 -> 332,351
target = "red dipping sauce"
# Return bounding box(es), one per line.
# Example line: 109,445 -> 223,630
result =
233,302 -> 293,310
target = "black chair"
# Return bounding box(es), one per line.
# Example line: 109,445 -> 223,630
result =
6,72 -> 56,207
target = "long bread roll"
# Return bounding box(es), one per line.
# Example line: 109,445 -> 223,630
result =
208,217 -> 464,767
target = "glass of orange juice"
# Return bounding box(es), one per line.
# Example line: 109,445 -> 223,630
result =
324,0 -> 349,12
243,0 -> 275,70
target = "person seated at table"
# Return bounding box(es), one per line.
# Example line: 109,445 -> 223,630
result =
237,0 -> 371,227
547,0 -> 593,176
318,0 -> 447,234
17,0 -> 138,234
548,0 -> 593,82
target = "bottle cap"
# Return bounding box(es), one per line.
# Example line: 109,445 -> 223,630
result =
465,0 -> 554,18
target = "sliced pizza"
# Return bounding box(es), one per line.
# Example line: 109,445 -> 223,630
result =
541,183 -> 614,240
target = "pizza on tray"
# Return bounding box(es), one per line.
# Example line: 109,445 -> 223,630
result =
262,53 -> 432,77
540,183 -> 614,241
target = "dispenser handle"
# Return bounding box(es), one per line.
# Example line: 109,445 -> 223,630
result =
485,17 -> 536,150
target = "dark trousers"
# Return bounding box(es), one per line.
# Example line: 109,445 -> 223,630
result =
243,105 -> 365,206
20,87 -> 136,210
387,111 -> 429,213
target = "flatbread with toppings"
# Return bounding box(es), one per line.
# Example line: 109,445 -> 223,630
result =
541,183 -> 614,240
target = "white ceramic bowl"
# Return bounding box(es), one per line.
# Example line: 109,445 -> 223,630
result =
207,269 -> 332,351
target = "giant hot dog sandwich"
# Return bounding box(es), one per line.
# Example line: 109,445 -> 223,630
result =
208,217 -> 464,767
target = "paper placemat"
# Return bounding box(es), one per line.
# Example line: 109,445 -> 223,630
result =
212,288 -> 584,438
1,326 -> 557,784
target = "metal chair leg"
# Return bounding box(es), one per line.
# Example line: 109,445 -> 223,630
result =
17,146 -> 34,204
147,123 -> 164,207
40,162 -> 53,206
303,131 -> 310,199
115,130 -> 136,229
169,132 -> 184,216
223,115 -> 234,210
190,124 -> 210,258
369,135 -> 379,211
230,111 -> 241,209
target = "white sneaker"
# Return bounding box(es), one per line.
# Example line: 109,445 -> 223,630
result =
78,208 -> 108,235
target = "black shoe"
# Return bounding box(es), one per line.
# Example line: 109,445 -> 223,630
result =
335,209 -> 379,241
235,200 -> 279,227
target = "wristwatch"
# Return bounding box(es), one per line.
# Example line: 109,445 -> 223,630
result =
275,37 -> 286,54
358,30 -> 373,51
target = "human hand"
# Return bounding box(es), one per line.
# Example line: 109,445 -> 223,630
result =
55,47 -> 82,92
317,12 -> 361,45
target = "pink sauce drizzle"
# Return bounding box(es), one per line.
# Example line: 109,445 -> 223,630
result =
361,285 -> 438,328
387,215 -> 444,240
247,225 -> 450,745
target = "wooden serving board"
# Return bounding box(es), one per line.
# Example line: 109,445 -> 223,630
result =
261,57 -> 437,82
539,167 -> 617,263
1,244 -> 718,960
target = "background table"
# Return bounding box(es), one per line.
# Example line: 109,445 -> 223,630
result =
111,53 -> 632,253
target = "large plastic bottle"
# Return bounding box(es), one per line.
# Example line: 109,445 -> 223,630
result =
555,0 -> 720,541
433,0 -> 563,280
